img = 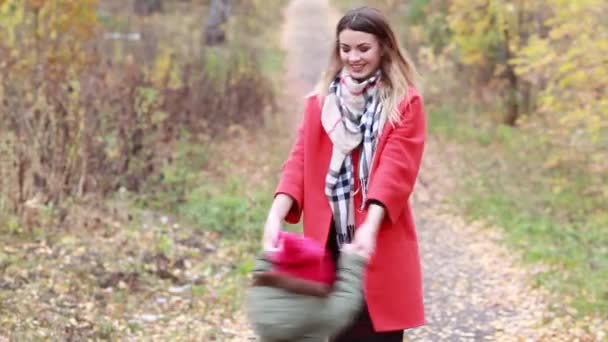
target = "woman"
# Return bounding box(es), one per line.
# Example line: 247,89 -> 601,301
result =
263,6 -> 426,341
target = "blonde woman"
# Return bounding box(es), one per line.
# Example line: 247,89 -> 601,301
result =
263,6 -> 426,341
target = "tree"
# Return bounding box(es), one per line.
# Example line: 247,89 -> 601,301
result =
447,0 -> 540,125
134,0 -> 163,16
512,0 -> 608,146
204,0 -> 231,46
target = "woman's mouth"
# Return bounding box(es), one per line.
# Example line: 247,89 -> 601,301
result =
349,64 -> 366,72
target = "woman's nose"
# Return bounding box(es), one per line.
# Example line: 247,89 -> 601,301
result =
348,53 -> 361,63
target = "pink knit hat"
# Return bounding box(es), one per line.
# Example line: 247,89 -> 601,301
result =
268,232 -> 335,285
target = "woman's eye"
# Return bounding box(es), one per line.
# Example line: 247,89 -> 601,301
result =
341,48 -> 350,53
359,47 -> 370,53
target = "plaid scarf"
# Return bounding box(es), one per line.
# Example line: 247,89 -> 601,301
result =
321,69 -> 384,247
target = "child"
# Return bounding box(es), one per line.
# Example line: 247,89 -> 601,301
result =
247,233 -> 369,342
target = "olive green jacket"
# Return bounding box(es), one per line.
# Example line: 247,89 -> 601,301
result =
246,253 -> 366,342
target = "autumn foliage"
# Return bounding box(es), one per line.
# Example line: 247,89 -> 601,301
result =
0,0 -> 275,225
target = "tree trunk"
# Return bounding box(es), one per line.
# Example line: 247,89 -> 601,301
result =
504,66 -> 519,126
134,0 -> 163,16
503,27 -> 519,126
204,0 -> 231,46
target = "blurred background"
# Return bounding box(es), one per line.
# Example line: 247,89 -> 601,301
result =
0,0 -> 606,340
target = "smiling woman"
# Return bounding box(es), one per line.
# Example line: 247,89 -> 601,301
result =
261,6 -> 426,342
338,29 -> 383,80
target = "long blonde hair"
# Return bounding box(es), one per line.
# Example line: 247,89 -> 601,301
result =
317,7 -> 420,124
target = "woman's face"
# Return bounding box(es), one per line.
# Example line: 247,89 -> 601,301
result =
338,29 -> 383,80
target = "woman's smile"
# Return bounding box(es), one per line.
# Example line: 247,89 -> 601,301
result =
349,63 -> 366,72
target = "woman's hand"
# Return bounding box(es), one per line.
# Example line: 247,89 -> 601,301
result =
263,213 -> 282,252
342,243 -> 371,260
262,194 -> 294,252
353,221 -> 379,256
353,203 -> 385,256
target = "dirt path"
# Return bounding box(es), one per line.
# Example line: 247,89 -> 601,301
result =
280,0 -> 337,118
277,1 -> 605,342
409,143 -> 571,341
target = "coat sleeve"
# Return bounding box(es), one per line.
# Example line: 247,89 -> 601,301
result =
274,101 -> 308,224
366,94 -> 426,224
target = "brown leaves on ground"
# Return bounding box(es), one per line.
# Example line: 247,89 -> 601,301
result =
0,209 -> 257,340
406,136 -> 607,341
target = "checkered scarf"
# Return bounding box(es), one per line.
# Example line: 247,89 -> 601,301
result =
321,69 -> 384,247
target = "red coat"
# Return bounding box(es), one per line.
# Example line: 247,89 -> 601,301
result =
275,87 -> 426,331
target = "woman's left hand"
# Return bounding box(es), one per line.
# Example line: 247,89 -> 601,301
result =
353,203 -> 384,256
353,221 -> 379,256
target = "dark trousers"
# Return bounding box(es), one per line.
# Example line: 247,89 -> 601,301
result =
327,223 -> 404,342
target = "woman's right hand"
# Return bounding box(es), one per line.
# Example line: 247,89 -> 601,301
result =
263,213 -> 282,252
262,194 -> 294,252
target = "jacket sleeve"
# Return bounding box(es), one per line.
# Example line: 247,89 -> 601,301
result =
274,102 -> 308,224
366,94 -> 426,224
318,253 -> 366,336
